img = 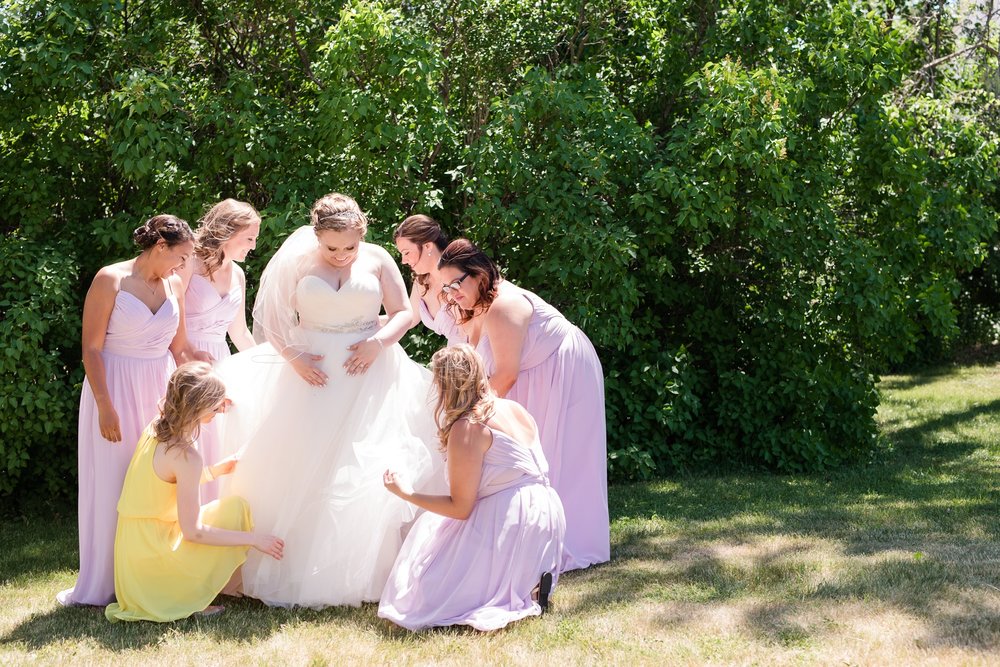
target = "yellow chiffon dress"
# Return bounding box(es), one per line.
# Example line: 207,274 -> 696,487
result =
105,428 -> 252,622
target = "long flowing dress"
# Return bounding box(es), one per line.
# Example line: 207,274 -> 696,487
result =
378,425 -> 565,631
184,272 -> 243,501
477,286 -> 610,571
417,296 -> 466,346
216,259 -> 442,608
58,290 -> 179,606
105,428 -> 251,622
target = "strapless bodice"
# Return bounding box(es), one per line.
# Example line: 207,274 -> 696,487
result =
295,272 -> 382,332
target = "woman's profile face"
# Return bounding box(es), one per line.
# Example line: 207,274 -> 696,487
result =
395,237 -> 437,276
316,228 -> 363,268
158,240 -> 195,275
222,221 -> 260,263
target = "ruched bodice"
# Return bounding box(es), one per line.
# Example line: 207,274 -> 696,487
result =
295,273 -> 381,332
185,273 -> 241,344
418,297 -> 467,346
469,427 -> 550,499
104,291 -> 179,359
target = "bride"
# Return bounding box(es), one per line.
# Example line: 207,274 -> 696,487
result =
215,193 -> 441,608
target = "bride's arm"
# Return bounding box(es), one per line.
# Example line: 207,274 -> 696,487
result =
345,245 -> 414,374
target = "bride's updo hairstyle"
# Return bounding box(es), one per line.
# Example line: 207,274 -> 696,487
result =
430,344 -> 495,452
438,239 -> 500,323
154,362 -> 227,452
311,192 -> 368,237
132,214 -> 194,250
195,199 -> 261,279
393,214 -> 449,296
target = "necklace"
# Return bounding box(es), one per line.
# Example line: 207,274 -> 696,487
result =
132,259 -> 160,296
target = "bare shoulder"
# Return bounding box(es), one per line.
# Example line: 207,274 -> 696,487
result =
90,263 -> 126,293
363,242 -> 396,266
232,263 -> 246,281
488,282 -> 532,320
449,418 -> 492,449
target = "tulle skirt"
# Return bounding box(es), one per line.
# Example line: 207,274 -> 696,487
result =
215,328 -> 443,608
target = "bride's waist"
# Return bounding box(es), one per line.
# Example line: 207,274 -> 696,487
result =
297,317 -> 378,334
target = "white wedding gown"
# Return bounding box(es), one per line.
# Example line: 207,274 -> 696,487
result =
215,270 -> 443,608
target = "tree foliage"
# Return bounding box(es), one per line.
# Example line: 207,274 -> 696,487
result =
1,0 -> 998,501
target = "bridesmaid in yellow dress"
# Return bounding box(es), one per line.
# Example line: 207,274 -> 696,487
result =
105,362 -> 284,622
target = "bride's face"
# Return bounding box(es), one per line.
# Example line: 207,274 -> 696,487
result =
316,228 -> 363,268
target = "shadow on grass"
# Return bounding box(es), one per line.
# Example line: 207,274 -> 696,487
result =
0,594 -> 463,652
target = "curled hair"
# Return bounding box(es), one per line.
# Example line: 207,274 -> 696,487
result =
394,214 -> 449,296
310,193 -> 367,236
430,344 -> 495,451
194,199 -> 261,280
132,214 -> 194,250
153,362 -> 227,452
438,239 -> 501,324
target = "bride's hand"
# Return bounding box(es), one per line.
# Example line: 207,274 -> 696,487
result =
289,353 -> 327,386
383,469 -> 414,498
345,337 -> 383,376
253,534 -> 285,560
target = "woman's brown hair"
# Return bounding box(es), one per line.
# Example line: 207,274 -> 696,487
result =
393,214 -> 449,296
437,239 -> 500,324
194,199 -> 261,280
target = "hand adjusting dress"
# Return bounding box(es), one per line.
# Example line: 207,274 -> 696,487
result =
215,226 -> 442,608
379,425 -> 565,631
105,428 -> 251,622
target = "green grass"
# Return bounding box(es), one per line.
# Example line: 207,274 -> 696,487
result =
2,363 -> 1000,665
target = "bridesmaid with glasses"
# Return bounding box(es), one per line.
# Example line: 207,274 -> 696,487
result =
435,238 -> 610,572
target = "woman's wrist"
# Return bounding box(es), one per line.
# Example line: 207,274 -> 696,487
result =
370,336 -> 385,350
206,465 -> 216,481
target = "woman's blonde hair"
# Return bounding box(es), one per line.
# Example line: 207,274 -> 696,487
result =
311,192 -> 368,236
430,344 -> 495,451
153,362 -> 227,452
194,199 -> 261,279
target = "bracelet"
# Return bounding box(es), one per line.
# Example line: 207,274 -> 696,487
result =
372,337 -> 384,349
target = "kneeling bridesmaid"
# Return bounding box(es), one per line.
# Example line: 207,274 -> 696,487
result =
379,344 -> 565,631
105,362 -> 284,622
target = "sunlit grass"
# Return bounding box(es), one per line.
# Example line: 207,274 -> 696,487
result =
2,363 -> 999,664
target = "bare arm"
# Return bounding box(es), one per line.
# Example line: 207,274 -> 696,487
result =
169,275 -> 213,364
345,246 -> 415,374
226,265 -> 256,352
81,268 -> 122,442
482,290 -> 532,397
383,419 -> 488,520
171,448 -> 283,557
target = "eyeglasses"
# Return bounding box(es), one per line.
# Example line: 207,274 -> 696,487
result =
441,272 -> 470,294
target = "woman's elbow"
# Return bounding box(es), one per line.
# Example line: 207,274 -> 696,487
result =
180,525 -> 207,543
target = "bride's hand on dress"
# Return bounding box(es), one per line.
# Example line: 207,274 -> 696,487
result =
345,337 -> 383,376
383,469 -> 414,498
289,353 -> 327,386
253,534 -> 285,560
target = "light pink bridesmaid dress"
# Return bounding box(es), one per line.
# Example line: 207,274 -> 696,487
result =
58,289 -> 179,606
379,425 -> 565,631
417,296 -> 467,346
477,286 -> 610,571
184,272 -> 242,501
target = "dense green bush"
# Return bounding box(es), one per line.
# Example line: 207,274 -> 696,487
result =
2,0 -> 998,501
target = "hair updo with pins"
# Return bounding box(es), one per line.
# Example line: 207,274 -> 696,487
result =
132,214 -> 194,250
310,193 -> 368,237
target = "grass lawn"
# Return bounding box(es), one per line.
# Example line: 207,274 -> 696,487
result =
2,364 -> 999,665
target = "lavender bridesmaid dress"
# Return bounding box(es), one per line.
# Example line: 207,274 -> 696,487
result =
477,287 -> 610,571
184,273 -> 242,501
58,290 -> 179,606
379,425 -> 565,631
417,297 -> 466,346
